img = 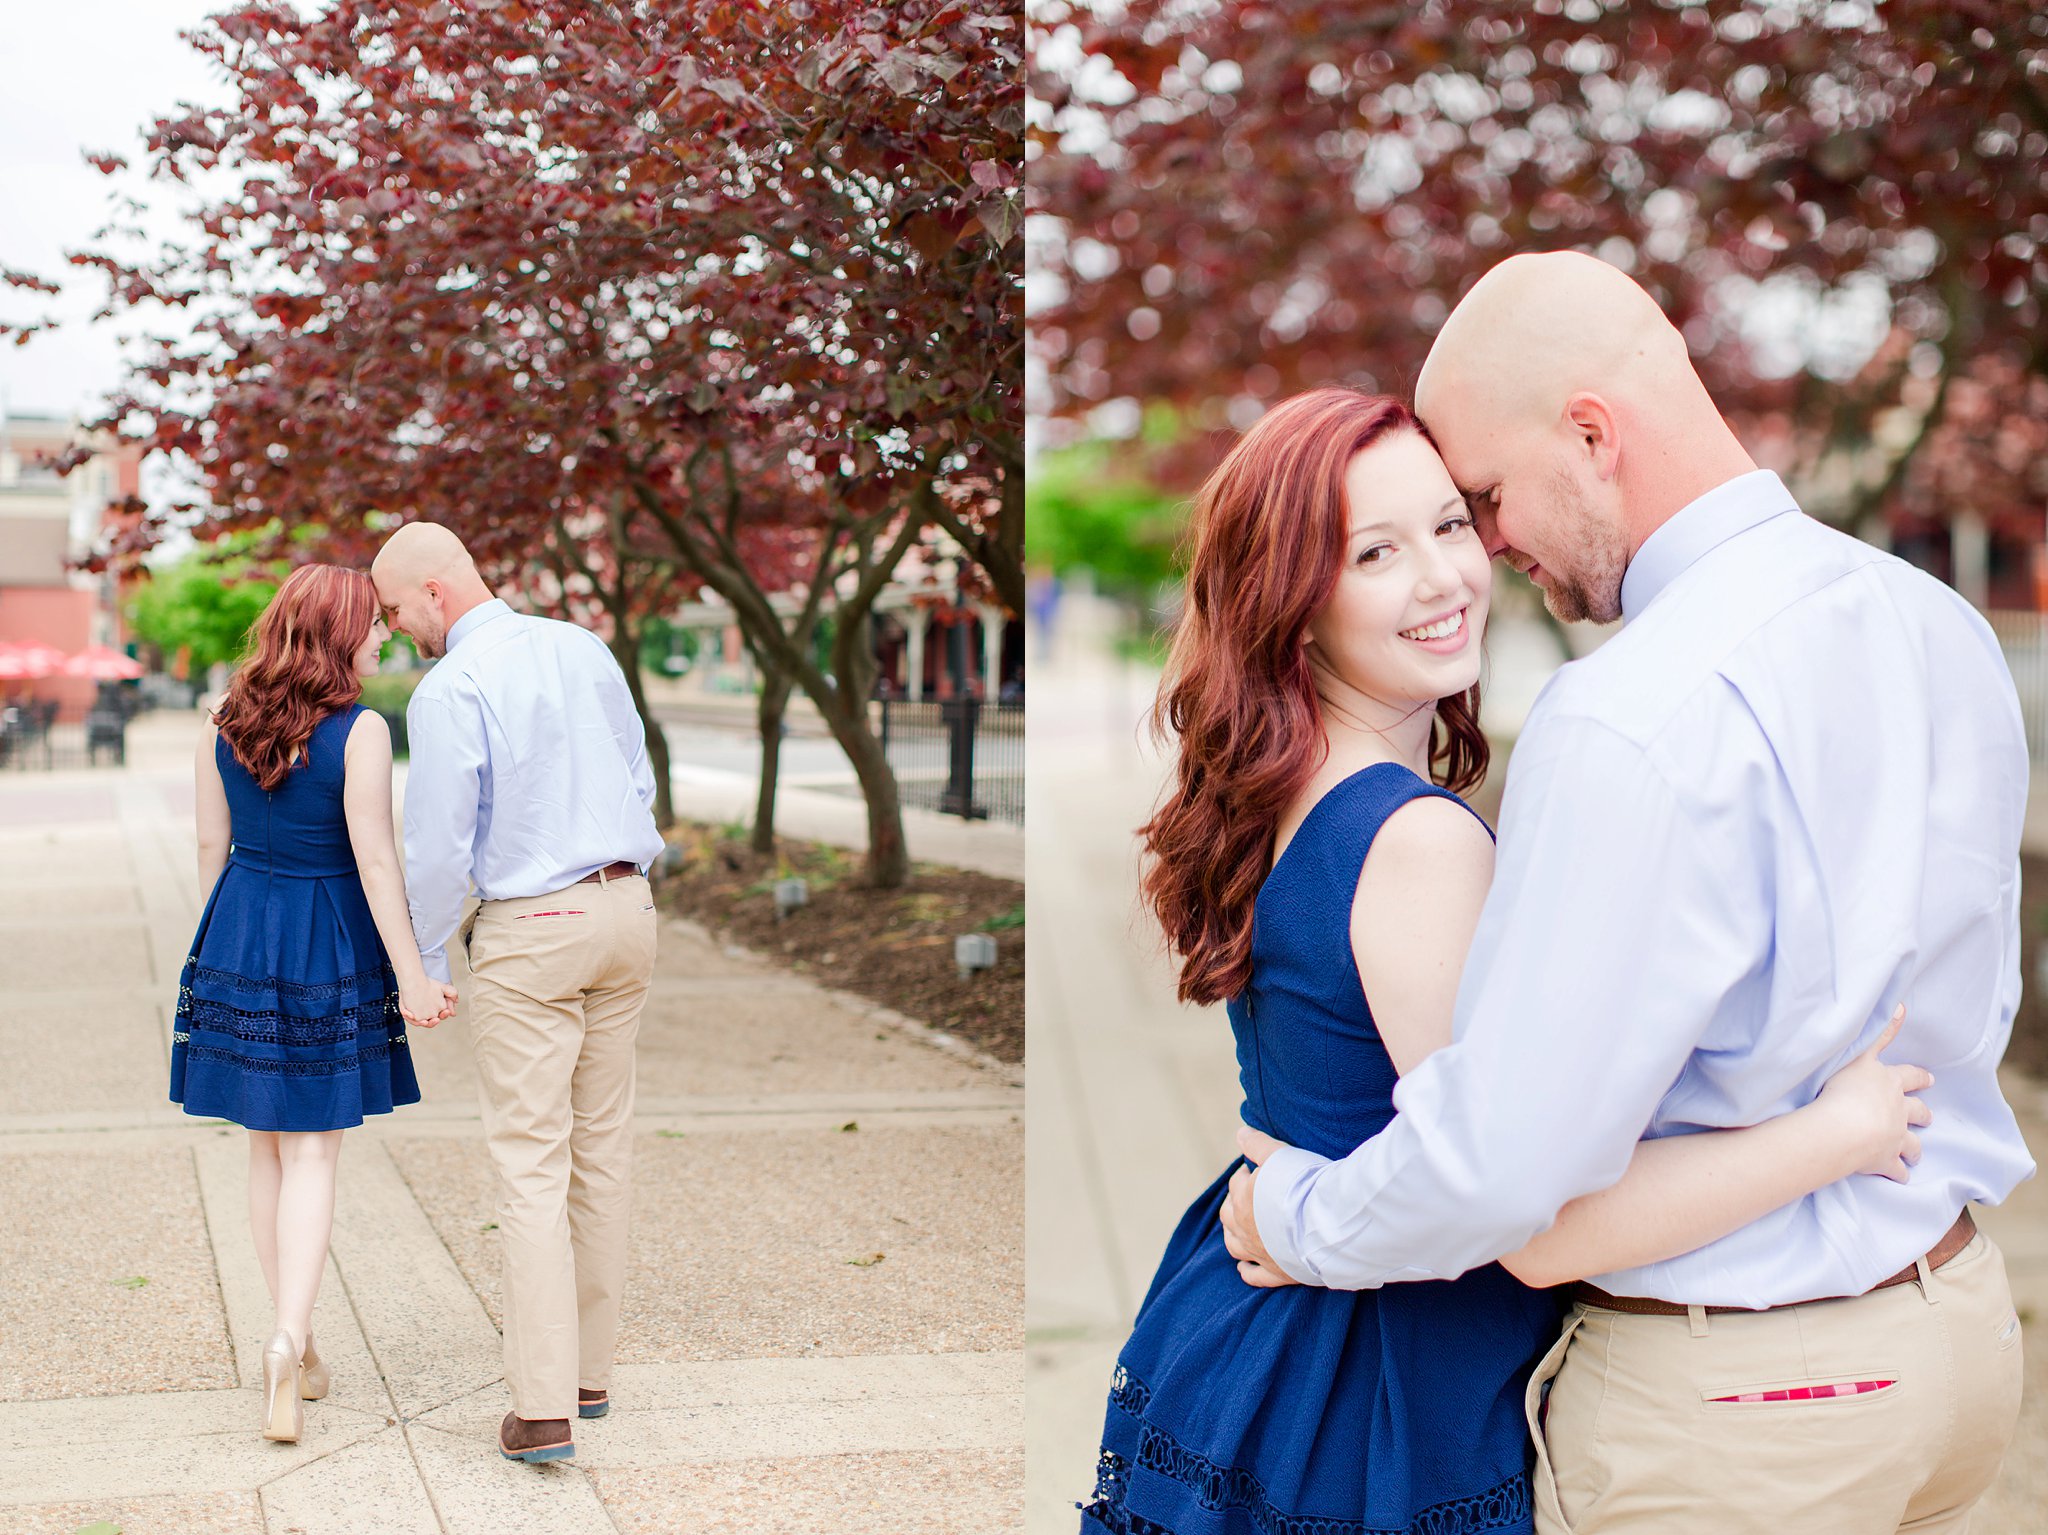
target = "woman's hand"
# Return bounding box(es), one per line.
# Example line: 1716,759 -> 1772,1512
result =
398,973 -> 451,1028
1809,1006 -> 1934,1182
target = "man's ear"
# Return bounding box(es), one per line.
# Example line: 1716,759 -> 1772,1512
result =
422,578 -> 442,606
1562,393 -> 1621,480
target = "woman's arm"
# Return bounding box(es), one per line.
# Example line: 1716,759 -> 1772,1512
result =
1351,796 -> 1927,1291
1497,1015 -> 1924,1287
195,716 -> 230,892
342,711 -> 451,1027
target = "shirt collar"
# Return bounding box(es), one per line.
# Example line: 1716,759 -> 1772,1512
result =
445,598 -> 511,653
1619,470 -> 1800,623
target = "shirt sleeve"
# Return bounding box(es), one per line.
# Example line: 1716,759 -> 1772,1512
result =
1254,710 -> 1774,1288
401,687 -> 486,985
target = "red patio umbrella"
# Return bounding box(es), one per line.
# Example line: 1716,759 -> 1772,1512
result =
2,642 -> 66,679
63,645 -> 146,681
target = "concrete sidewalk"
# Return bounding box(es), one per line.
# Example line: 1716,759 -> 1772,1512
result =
0,716 -> 1022,1534
1025,644 -> 2048,1535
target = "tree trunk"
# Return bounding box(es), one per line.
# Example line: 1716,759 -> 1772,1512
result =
827,602 -> 910,887
610,628 -> 675,832
733,601 -> 907,886
818,688 -> 910,888
752,662 -> 794,854
622,464 -> 925,887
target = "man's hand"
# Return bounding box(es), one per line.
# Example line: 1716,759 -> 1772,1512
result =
430,982 -> 459,1025
399,977 -> 459,1028
1221,1127 -> 1302,1289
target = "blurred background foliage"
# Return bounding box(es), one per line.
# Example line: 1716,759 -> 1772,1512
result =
1026,0 -> 2048,610
123,544 -> 284,677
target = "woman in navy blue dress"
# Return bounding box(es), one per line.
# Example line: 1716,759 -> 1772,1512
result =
1081,390 -> 1928,1535
173,564 -> 453,1444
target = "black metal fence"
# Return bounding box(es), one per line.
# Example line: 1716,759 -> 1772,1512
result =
0,698 -> 135,770
877,697 -> 1023,825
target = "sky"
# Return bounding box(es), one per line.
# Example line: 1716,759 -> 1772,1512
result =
0,1 -> 232,423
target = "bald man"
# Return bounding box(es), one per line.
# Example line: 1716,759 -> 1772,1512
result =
1221,255 -> 2031,1532
372,523 -> 663,1465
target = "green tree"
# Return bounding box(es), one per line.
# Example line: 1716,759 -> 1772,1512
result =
125,553 -> 280,676
1025,439 -> 1188,599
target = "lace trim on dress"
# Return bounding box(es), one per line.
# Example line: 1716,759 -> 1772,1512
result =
173,954 -> 407,1060
180,996 -> 398,1047
1078,1366 -> 1534,1535
186,961 -> 394,1003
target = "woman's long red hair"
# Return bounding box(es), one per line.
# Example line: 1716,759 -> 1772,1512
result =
1139,389 -> 1489,1007
213,564 -> 374,791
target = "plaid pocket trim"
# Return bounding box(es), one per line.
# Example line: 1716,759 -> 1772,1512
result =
1707,1379 -> 1896,1404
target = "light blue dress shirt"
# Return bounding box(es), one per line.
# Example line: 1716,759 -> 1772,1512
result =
1253,471 -> 2037,1306
402,599 -> 664,984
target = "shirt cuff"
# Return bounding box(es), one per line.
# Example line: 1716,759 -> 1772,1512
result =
419,947 -> 452,986
1251,1143 -> 1334,1286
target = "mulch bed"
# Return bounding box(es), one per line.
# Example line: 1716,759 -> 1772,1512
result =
654,823 -> 1024,1066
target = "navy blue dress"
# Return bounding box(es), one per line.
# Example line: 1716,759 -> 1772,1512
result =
170,703 -> 420,1132
1081,764 -> 1564,1535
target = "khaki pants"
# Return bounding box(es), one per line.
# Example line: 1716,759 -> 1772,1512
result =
1528,1230 -> 2025,1534
464,871 -> 657,1422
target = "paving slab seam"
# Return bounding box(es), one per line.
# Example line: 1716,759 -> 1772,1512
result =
0,1088 -> 1025,1141
0,1397 -> 390,1456
376,1106 -> 1023,1138
188,1142 -> 245,1392
323,1243 -> 453,1535
0,1107 -> 1024,1153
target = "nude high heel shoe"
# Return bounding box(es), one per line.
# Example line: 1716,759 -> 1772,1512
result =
261,1330 -> 305,1442
298,1333 -> 330,1401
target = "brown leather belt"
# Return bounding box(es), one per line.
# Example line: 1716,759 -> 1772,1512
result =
1569,1208 -> 1976,1317
573,860 -> 641,884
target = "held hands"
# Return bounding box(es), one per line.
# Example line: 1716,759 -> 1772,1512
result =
398,975 -> 458,1028
1811,1005 -> 1935,1182
1221,1127 -> 1303,1290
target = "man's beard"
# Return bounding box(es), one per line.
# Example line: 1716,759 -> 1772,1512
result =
1535,465 -> 1626,625
1542,569 -> 1616,625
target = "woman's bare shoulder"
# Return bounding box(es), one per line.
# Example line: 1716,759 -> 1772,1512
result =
1357,790 -> 1494,900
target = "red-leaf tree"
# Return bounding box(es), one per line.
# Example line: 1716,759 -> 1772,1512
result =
36,0 -> 1021,886
1030,0 -> 2048,599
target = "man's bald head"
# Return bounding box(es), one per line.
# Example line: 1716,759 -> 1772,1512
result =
371,520 -> 479,587
370,522 -> 494,658
1413,252 -> 1754,624
1416,251 -> 1688,433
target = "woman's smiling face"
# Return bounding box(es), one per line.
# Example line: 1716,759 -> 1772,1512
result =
353,614 -> 389,679
1306,428 -> 1492,708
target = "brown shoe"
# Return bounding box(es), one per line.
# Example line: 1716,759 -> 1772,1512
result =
578,1388 -> 610,1419
499,1411 -> 574,1463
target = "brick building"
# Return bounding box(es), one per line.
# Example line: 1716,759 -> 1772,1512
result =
0,411 -> 143,721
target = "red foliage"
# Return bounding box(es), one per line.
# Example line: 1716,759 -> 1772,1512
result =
52,0 -> 1020,617
26,0 -> 1020,882
1030,2 -> 2048,536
